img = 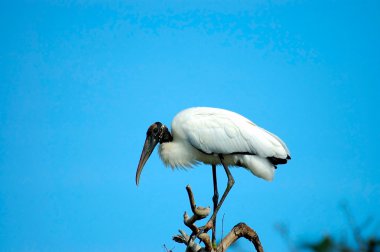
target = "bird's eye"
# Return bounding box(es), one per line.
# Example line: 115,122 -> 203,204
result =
153,127 -> 158,134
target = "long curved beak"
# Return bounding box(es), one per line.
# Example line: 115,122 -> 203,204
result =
136,135 -> 158,186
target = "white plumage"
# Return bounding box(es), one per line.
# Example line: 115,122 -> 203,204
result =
135,106 -> 291,239
158,107 -> 290,181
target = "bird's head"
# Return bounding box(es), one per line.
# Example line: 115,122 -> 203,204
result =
135,122 -> 173,185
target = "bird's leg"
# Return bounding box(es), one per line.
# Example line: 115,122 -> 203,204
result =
201,155 -> 235,233
211,164 -> 219,248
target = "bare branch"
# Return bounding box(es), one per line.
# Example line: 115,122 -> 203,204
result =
183,185 -> 212,251
173,230 -> 202,252
217,223 -> 264,252
340,202 -> 365,250
186,185 -> 211,218
174,185 -> 264,252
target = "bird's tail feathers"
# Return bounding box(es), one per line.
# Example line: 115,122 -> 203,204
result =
242,155 -> 275,181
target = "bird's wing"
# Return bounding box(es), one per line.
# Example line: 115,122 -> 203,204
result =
176,108 -> 289,159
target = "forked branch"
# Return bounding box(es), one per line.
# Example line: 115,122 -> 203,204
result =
173,185 -> 264,252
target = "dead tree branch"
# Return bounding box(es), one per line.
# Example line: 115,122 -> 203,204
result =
173,185 -> 264,252
173,229 -> 203,252
184,185 -> 211,235
217,223 -> 264,252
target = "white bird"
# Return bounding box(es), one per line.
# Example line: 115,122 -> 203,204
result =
136,107 -> 291,240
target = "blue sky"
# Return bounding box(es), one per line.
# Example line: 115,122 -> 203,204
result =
1,1 -> 379,251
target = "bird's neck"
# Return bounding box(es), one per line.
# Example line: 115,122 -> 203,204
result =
159,127 -> 173,144
158,140 -> 198,168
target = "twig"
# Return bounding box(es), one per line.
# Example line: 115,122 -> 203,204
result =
183,185 -> 212,251
186,185 -> 211,218
220,214 -> 225,252
163,244 -> 175,252
173,229 -> 203,252
340,202 -> 365,250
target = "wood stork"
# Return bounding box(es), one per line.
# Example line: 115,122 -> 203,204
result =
135,107 -> 291,240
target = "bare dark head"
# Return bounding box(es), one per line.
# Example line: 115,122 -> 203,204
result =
135,122 -> 172,185
146,122 -> 173,144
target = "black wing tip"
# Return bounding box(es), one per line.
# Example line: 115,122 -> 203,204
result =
287,155 -> 291,160
268,156 -> 290,166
